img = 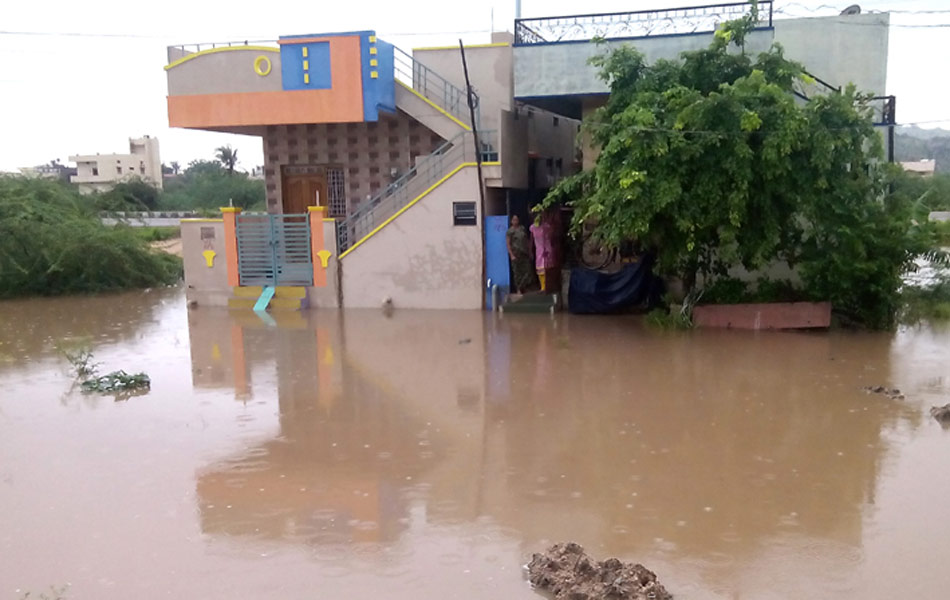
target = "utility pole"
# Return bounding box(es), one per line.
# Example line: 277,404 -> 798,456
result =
460,40 -> 488,310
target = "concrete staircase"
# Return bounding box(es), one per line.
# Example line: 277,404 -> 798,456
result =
501,292 -> 558,314
227,286 -> 308,311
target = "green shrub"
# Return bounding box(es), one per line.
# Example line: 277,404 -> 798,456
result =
902,271 -> 950,322
699,277 -> 803,305
0,176 -> 181,298
699,278 -> 748,305
132,226 -> 180,242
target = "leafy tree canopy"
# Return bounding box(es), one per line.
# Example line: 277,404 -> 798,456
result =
539,4 -> 936,328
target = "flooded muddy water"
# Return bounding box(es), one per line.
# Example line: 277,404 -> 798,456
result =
1,288 -> 949,599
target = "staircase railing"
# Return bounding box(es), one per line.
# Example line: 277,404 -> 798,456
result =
337,130 -> 497,254
393,46 -> 478,129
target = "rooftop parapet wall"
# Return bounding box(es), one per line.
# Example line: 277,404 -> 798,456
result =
514,3 -> 888,104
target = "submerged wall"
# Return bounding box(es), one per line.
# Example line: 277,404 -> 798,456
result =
182,219 -> 230,306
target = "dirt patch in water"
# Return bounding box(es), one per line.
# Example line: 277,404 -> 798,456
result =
527,542 -> 672,600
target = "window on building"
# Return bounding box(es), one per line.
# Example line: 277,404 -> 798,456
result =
140,161 -> 145,173
92,167 -> 99,176
116,166 -> 122,174
453,202 -> 477,226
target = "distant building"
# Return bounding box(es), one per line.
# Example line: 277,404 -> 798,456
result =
18,161 -> 77,181
69,136 -> 163,194
900,159 -> 936,177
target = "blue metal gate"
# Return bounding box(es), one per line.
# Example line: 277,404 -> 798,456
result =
236,214 -> 313,286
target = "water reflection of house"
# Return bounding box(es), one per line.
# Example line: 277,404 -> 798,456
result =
188,309 -> 458,545
185,307 -> 904,591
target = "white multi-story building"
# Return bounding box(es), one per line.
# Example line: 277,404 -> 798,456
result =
70,136 -> 163,194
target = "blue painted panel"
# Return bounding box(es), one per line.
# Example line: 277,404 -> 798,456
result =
280,42 -> 332,91
359,34 -> 376,121
485,215 -> 510,309
375,41 -> 396,114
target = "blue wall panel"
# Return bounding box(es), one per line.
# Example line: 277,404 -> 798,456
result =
280,41 -> 332,91
485,215 -> 510,309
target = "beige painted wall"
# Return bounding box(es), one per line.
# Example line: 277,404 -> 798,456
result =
501,110 -> 529,189
413,42 -> 513,136
308,219 -> 341,308
501,107 -> 579,189
182,220 -> 230,306
166,48 -> 282,96
341,166 -> 483,309
580,97 -> 606,171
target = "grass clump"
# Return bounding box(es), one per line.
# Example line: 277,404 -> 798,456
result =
58,341 -> 150,399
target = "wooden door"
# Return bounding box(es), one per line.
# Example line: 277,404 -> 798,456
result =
282,174 -> 327,214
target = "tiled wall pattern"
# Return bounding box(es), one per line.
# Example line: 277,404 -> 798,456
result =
263,111 -> 445,215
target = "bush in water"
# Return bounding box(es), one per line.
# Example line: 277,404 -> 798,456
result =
0,176 -> 181,298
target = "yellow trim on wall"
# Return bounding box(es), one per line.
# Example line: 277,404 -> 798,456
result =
412,42 -> 510,52
304,73 -> 310,84
396,80 -> 471,131
369,47 -> 377,55
340,161 -> 499,259
164,45 -> 280,70
370,58 -> 378,67
302,47 -> 308,58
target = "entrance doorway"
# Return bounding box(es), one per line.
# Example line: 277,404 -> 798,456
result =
282,173 -> 327,214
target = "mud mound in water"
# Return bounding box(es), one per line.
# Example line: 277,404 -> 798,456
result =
527,542 -> 672,600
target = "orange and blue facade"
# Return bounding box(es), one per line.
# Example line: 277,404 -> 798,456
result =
166,31 -> 395,129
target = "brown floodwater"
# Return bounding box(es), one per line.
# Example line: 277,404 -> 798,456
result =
1,288 -> 949,599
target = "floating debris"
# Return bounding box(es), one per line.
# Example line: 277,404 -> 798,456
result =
526,542 -> 671,600
930,404 -> 950,428
81,370 -> 151,395
863,385 -> 905,400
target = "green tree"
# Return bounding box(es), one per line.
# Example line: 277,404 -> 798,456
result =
97,177 -> 161,211
215,145 -> 239,175
170,161 -> 181,175
540,5 -> 928,328
0,176 -> 180,297
158,159 -> 264,211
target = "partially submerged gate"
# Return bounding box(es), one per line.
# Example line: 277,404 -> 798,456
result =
236,214 -> 313,286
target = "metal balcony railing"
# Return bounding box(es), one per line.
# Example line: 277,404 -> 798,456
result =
393,46 -> 478,128
514,1 -> 773,45
168,39 -> 278,56
337,130 -> 497,254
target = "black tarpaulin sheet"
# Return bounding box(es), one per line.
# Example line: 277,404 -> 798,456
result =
568,256 -> 657,314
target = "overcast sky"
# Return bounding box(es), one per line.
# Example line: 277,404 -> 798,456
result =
1,0 -> 948,172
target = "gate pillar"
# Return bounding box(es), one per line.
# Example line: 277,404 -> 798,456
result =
221,207 -> 243,287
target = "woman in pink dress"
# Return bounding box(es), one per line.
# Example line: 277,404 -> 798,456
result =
530,212 -> 556,292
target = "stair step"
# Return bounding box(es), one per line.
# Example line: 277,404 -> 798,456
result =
232,286 -> 307,299
502,293 -> 558,313
229,310 -> 308,329
227,296 -> 305,311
